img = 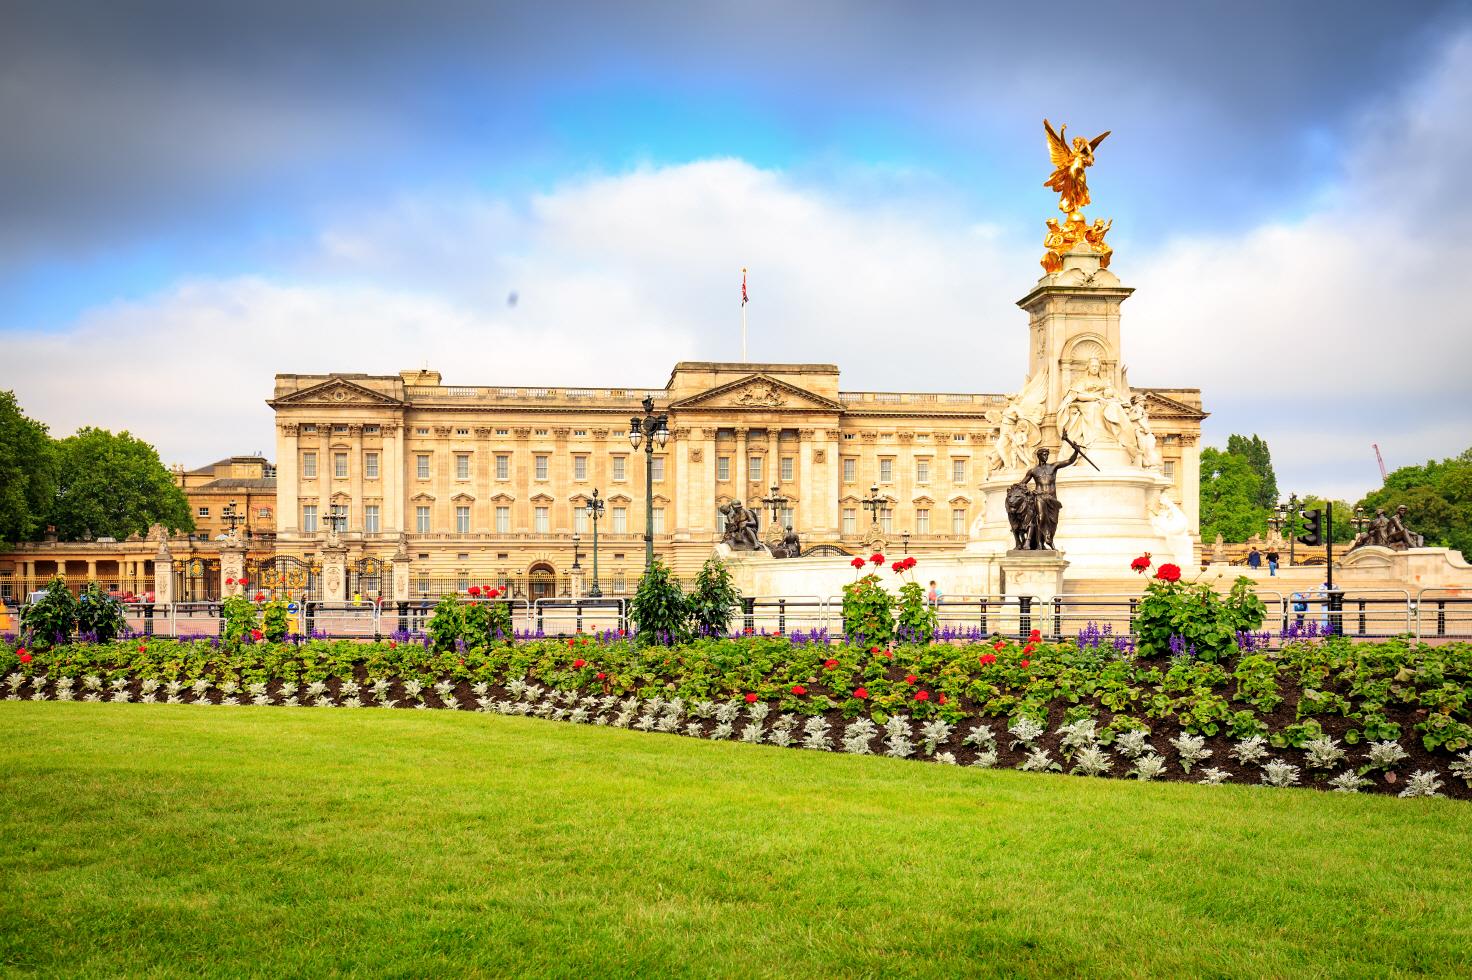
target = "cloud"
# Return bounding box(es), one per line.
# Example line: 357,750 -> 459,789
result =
5,30 -> 1472,506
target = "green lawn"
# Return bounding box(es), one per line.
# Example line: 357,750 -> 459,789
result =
2,704 -> 1470,977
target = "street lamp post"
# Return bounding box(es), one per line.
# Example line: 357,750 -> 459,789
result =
861,483 -> 884,528
572,533 -> 582,571
759,484 -> 788,542
221,500 -> 241,540
901,530 -> 911,555
585,489 -> 605,598
627,395 -> 670,570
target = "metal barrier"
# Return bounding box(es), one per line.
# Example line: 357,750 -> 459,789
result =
1280,588 -> 1412,640
1415,588 -> 1472,641
742,596 -> 831,635
531,598 -> 627,636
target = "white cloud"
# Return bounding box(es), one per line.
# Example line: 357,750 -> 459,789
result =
5,33 -> 1471,505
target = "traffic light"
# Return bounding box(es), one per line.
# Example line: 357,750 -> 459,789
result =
1298,509 -> 1323,547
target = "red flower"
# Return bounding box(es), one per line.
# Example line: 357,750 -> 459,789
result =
869,553 -> 885,565
979,653 -> 997,666
225,577 -> 235,586
791,684 -> 807,696
238,579 -> 247,588
903,556 -> 917,570
488,588 -> 500,598
567,639 -> 576,647
253,592 -> 265,602
18,651 -> 32,664
1029,629 -> 1041,641
595,671 -> 607,680
138,644 -> 146,653
468,586 -> 481,596
1022,644 -> 1036,657
905,673 -> 918,685
993,640 -> 1005,652
744,693 -> 759,703
573,659 -> 586,669
1020,659 -> 1031,669
851,557 -> 866,569
853,687 -> 868,699
892,561 -> 905,573
1155,563 -> 1182,583
824,658 -> 840,670
938,694 -> 948,705
884,651 -> 894,660
1130,553 -> 1152,573
250,629 -> 263,642
914,690 -> 930,702
389,640 -> 397,649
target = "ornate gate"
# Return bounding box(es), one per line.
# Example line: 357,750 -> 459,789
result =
257,556 -> 320,601
172,557 -> 219,602
351,557 -> 388,600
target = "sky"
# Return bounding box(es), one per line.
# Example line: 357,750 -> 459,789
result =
3,0 -> 1471,502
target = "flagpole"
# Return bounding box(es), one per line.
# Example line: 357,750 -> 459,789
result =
740,267 -> 748,361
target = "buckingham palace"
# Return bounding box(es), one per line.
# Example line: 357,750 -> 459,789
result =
268,361 -> 1205,599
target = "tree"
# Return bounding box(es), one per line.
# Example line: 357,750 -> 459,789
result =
1226,433 -> 1278,509
1199,447 -> 1268,542
49,428 -> 193,541
0,391 -> 56,546
1358,449 -> 1472,557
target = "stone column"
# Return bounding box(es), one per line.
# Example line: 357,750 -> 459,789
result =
734,427 -> 749,506
476,426 -> 493,532
670,427 -> 690,539
317,422 -> 332,537
277,423 -> 299,534
86,558 -> 97,582
391,540 -> 412,603
321,543 -> 348,603
153,540 -> 175,605
349,423 -> 364,534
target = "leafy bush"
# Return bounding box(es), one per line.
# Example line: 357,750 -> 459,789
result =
220,595 -> 259,647
20,577 -> 79,648
842,555 -> 895,645
688,557 -> 741,637
261,600 -> 291,642
1133,558 -> 1265,662
630,558 -> 688,645
893,558 -> 936,643
426,593 -> 466,652
75,582 -> 127,642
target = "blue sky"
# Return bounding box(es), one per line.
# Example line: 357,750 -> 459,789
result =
3,1 -> 1471,500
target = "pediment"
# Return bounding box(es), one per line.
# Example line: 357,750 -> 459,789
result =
669,374 -> 843,412
269,378 -> 403,408
1137,389 -> 1207,420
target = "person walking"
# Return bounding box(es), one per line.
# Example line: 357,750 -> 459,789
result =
1247,547 -> 1262,571
1265,549 -> 1280,576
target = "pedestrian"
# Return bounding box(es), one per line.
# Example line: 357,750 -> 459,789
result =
1265,549 -> 1279,576
1247,547 -> 1262,571
1291,590 -> 1307,627
927,580 -> 943,608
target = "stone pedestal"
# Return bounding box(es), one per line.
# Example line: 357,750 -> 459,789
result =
570,567 -> 585,600
391,553 -> 412,603
321,544 -> 348,603
997,550 -> 1069,637
153,540 -> 174,605
219,544 -> 247,598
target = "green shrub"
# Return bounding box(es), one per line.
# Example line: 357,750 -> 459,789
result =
1135,565 -> 1265,662
220,595 -> 259,647
841,564 -> 894,645
75,582 -> 127,643
427,593 -> 466,652
261,600 -> 290,642
630,558 -> 688,645
688,557 -> 742,637
19,577 -> 78,648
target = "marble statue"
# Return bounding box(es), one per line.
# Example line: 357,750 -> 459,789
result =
988,371 -> 1046,472
1124,394 -> 1161,468
1057,357 -> 1128,449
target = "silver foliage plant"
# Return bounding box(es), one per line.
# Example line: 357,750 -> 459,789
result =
1168,733 -> 1212,774
1367,741 -> 1409,770
1260,759 -> 1301,788
1398,770 -> 1445,799
1230,736 -> 1269,766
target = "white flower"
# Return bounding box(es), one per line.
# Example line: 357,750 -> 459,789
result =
1329,770 -> 1370,793
1398,770 -> 1445,799
1169,733 -> 1212,773
1260,759 -> 1301,788
1230,736 -> 1269,766
1019,747 -> 1060,772
1129,754 -> 1167,781
1367,741 -> 1409,770
1303,737 -> 1346,770
1007,716 -> 1045,749
1070,744 -> 1113,777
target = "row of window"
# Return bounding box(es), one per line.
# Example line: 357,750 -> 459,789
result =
196,507 -> 273,519
299,504 -> 968,536
300,451 -> 662,483
301,503 -> 659,535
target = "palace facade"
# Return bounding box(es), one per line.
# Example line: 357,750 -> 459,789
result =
269,362 -> 1205,600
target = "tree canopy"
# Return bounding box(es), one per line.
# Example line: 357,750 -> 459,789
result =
1199,446 -> 1269,542
0,391 -> 56,546
1225,434 -> 1278,509
49,427 -> 193,541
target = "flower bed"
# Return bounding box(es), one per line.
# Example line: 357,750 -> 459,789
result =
4,630 -> 1471,799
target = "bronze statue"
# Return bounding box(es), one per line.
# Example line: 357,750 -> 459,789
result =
718,500 -> 764,552
770,525 -> 802,559
1348,508 -> 1391,552
1386,505 -> 1424,550
1008,441 -> 1082,551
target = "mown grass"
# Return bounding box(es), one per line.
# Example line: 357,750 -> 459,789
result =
1,702 -> 1470,977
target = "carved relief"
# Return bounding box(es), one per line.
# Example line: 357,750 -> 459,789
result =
279,423 -> 299,438
433,426 -> 453,438
552,427 -> 572,438
730,382 -> 787,407
690,447 -> 704,462
474,427 -> 492,438
813,449 -> 826,463
512,427 -> 533,438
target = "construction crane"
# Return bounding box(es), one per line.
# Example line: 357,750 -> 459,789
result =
1373,443 -> 1387,483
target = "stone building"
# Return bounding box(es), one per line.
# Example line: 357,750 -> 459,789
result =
268,361 -> 1204,599
172,455 -> 278,543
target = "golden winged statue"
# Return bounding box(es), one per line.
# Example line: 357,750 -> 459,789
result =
1043,119 -> 1109,215
1039,119 -> 1114,273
